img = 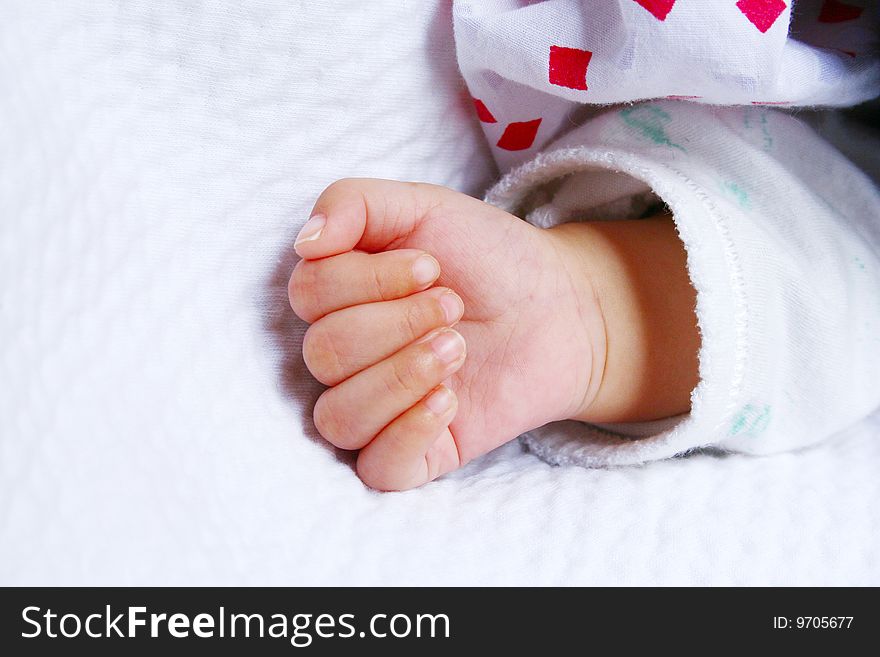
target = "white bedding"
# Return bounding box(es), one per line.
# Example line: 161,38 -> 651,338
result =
1,0 -> 878,586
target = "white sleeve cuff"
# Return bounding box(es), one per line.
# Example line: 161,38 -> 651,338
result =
485,101 -> 880,468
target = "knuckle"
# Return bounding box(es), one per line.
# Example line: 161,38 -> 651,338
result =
314,178 -> 363,222
302,323 -> 345,385
322,178 -> 355,197
288,261 -> 321,322
382,354 -> 425,401
313,392 -> 358,449
371,251 -> 423,302
368,265 -> 393,302
398,298 -> 437,342
355,454 -> 386,490
408,182 -> 447,217
356,454 -> 411,492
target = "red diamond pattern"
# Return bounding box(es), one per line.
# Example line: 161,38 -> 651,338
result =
472,98 -> 497,123
487,0 -> 809,154
736,0 -> 787,33
548,45 -> 593,91
633,0 -> 677,21
496,119 -> 542,151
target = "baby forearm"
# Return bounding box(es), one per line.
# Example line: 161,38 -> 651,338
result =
550,214 -> 700,424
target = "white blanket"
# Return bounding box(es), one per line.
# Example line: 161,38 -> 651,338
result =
1,0 -> 878,585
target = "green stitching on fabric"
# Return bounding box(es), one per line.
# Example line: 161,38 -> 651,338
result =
721,180 -> 750,209
619,105 -> 686,152
743,108 -> 773,151
729,403 -> 772,438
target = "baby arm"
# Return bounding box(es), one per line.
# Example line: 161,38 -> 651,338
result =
550,215 -> 699,424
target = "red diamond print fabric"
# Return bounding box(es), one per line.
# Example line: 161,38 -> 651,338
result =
453,0 -> 878,170
472,98 -> 497,123
736,0 -> 788,33
496,118 -> 543,151
548,46 -> 593,90
633,0 -> 677,21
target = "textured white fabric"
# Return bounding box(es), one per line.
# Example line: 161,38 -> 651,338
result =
3,0 -> 880,586
488,102 -> 880,466
454,0 -> 880,169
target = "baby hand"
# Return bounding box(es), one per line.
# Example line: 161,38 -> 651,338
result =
290,245 -> 467,491
289,179 -> 601,490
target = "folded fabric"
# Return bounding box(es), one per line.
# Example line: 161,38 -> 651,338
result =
484,101 -> 880,466
454,0 -> 879,169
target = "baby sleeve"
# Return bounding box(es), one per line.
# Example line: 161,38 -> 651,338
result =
484,101 -> 880,467
454,0 -> 880,171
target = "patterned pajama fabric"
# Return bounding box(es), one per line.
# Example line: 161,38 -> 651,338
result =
454,0 -> 878,170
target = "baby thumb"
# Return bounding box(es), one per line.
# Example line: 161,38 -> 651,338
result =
294,178 -> 453,260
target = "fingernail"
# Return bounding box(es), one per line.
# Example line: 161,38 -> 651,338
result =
412,254 -> 440,286
439,292 -> 463,325
295,214 -> 326,246
429,329 -> 465,364
425,387 -> 454,415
